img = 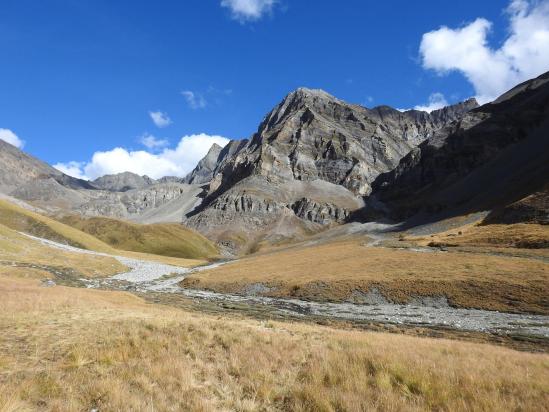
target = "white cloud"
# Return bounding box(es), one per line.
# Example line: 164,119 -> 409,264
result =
0,128 -> 25,148
419,0 -> 549,103
221,0 -> 276,22
54,134 -> 230,181
140,133 -> 169,150
181,91 -> 207,109
414,92 -> 449,113
148,111 -> 172,128
53,161 -> 89,180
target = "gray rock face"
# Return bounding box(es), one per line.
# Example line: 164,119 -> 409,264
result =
92,172 -> 156,192
156,176 -> 185,184
77,183 -> 203,222
184,143 -> 223,184
0,139 -> 93,193
369,71 -> 549,221
185,88 -> 476,247
290,198 -> 350,224
0,139 -> 94,210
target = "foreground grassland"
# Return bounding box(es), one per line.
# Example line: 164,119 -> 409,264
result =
58,215 -> 219,260
1,275 -> 548,411
182,237 -> 549,314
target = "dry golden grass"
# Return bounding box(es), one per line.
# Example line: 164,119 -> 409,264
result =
0,199 -> 208,269
0,199 -> 115,253
182,239 -> 549,314
58,214 -> 219,260
0,275 -> 548,411
0,223 -> 126,278
409,222 -> 549,250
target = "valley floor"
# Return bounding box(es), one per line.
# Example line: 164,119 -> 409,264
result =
1,219 -> 549,411
181,223 -> 549,315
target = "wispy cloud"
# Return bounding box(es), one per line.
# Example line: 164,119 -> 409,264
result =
413,92 -> 449,113
221,0 -> 277,23
0,128 -> 25,149
148,111 -> 172,128
181,90 -> 207,109
419,0 -> 549,103
140,133 -> 169,150
54,134 -> 230,181
53,161 -> 88,180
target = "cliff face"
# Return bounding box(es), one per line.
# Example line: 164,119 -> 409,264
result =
198,88 -> 478,199
184,143 -> 224,184
369,71 -> 549,222
182,88 -> 476,250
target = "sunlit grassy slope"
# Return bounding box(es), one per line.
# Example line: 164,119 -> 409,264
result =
0,199 -> 115,253
410,222 -> 549,249
1,274 -> 548,411
182,237 -> 549,314
0,223 -> 126,278
58,214 -> 219,260
0,199 -> 211,266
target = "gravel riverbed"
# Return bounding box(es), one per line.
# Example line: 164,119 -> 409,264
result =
22,233 -> 549,338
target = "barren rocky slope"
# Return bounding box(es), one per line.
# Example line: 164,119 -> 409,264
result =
369,71 -> 549,223
92,172 -> 156,192
184,88 -> 477,250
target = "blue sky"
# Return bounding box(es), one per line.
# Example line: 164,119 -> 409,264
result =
1,0 -> 548,179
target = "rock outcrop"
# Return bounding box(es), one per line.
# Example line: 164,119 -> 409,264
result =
184,143 -> 224,184
369,71 -> 549,222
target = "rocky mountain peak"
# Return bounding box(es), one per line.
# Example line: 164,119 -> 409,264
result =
429,98 -> 479,123
92,172 -> 156,192
184,142 -> 226,184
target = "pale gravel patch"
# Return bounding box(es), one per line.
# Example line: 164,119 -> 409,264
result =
21,233 -> 189,282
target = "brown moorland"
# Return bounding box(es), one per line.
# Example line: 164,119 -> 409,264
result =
181,238 -> 549,314
409,222 -> 549,250
1,275 -> 548,411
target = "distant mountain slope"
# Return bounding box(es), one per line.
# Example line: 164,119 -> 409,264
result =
92,172 -> 156,192
184,88 -> 477,251
369,71 -> 549,223
77,182 -> 204,222
0,139 -> 96,210
184,143 -> 223,184
0,86 -> 479,249
0,139 -> 94,192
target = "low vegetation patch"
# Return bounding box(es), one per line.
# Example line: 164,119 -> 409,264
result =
0,223 -> 125,279
0,199 -> 114,252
